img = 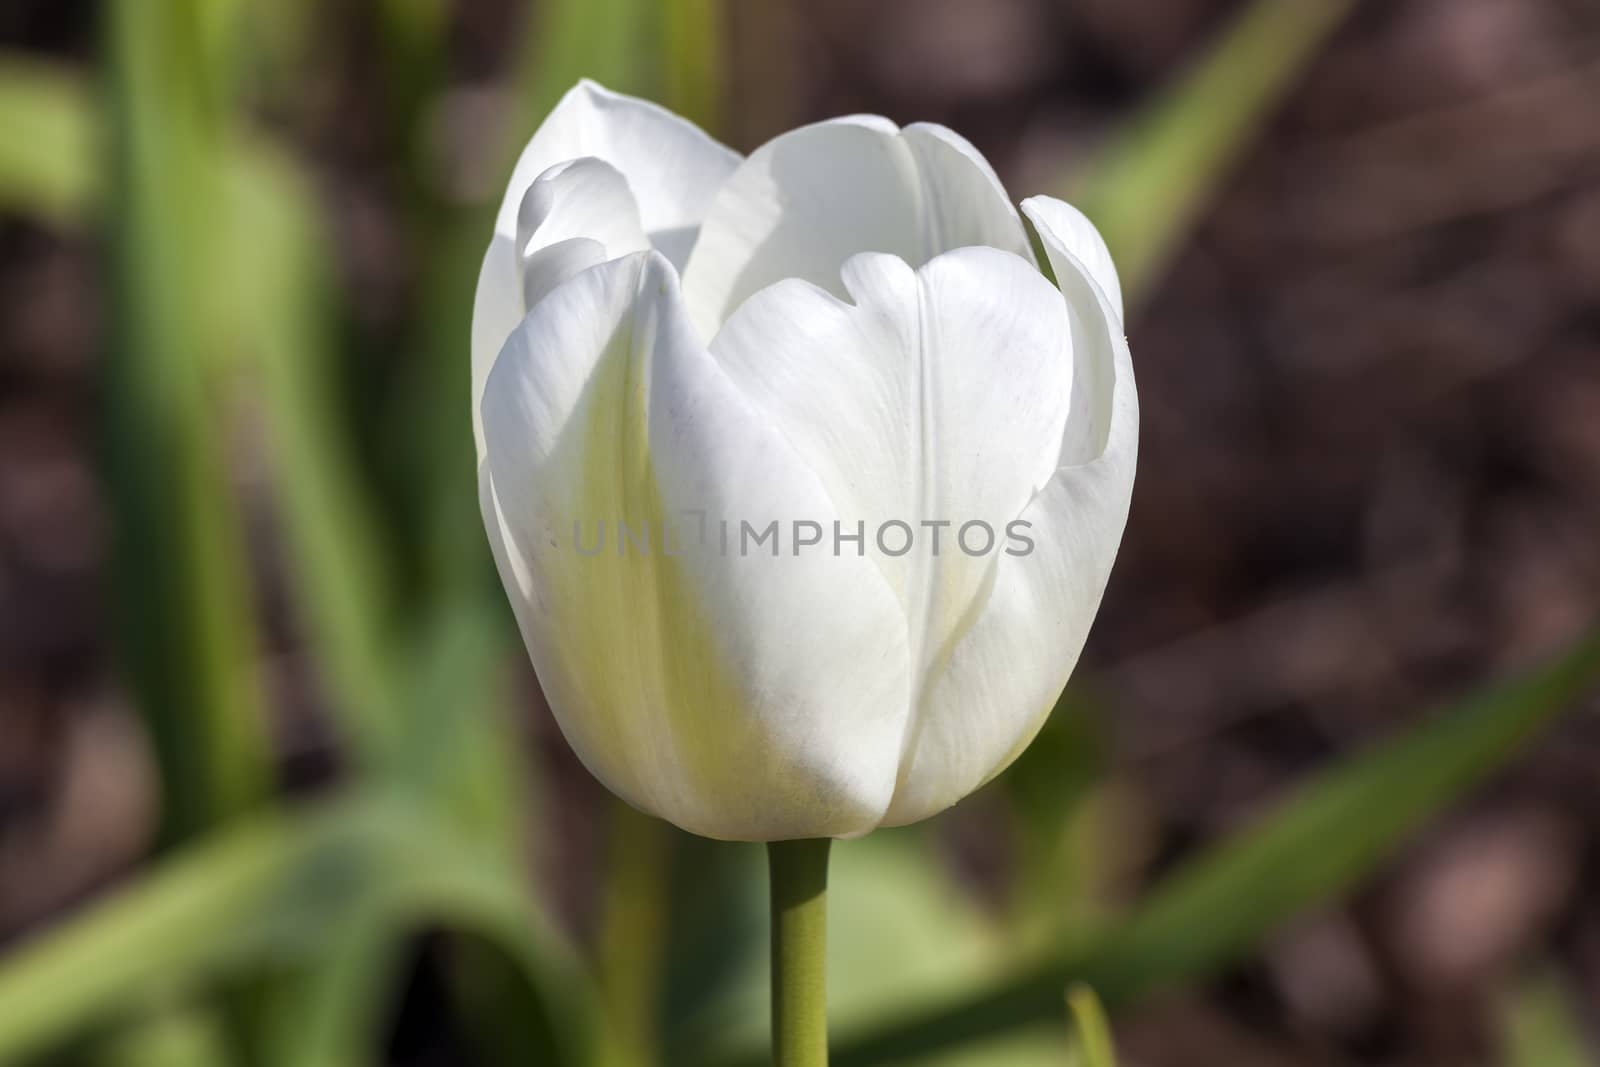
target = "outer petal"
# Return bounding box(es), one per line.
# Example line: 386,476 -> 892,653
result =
1021,197 -> 1125,465
680,118 -> 1034,340
475,160 -> 651,456
480,252 -> 912,840
514,157 -> 649,311
882,196 -> 1138,826
473,81 -> 741,456
472,234 -> 522,457
495,79 -> 741,266
709,246 -> 1073,759
472,158 -> 642,459
1022,195 -> 1124,326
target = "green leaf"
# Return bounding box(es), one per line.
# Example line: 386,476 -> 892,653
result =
249,910 -> 404,1067
0,53 -> 97,225
227,144 -> 403,767
6,28 -> 405,781
512,0 -> 660,126
1070,0 -> 1355,306
1000,691 -> 1119,940
1503,970 -> 1596,1067
93,1001 -> 233,1067
0,796 -> 591,1066
1064,985 -> 1116,1067
806,628 -> 1600,1065
104,0 -> 273,846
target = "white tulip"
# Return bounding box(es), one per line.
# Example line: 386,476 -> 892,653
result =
475,80 -> 1137,842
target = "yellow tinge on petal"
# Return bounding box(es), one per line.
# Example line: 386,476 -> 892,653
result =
542,305 -> 765,831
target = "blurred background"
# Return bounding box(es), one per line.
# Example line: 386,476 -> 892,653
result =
1,0 -> 1599,1065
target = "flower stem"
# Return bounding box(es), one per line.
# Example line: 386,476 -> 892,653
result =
768,838 -> 832,1066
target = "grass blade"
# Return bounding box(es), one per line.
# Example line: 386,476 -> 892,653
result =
1071,0 -> 1355,306
1065,985 -> 1116,1067
229,146 -> 402,764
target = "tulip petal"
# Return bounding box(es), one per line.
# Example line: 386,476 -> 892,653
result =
477,160 -> 649,460
472,232 -> 522,458
496,80 -> 740,267
882,197 -> 1138,826
680,118 -> 1034,340
480,252 -> 912,840
515,157 -> 649,311
1021,197 -> 1125,466
709,246 -> 1075,783
1021,194 -> 1124,327
473,82 -> 740,457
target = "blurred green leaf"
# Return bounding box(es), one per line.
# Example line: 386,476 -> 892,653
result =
0,796 -> 591,1067
93,1002 -> 232,1067
0,53 -> 96,225
1071,0 -> 1354,306
252,912 -> 402,1067
513,0 -> 658,122
659,835 -> 767,1060
25,21 -> 485,779
1503,970 -> 1596,1067
104,0 -> 272,846
1001,691 -> 1121,940
1064,986 -> 1116,1067
660,0 -> 726,135
228,144 -> 403,766
790,628 -> 1600,1065
376,0 -> 448,141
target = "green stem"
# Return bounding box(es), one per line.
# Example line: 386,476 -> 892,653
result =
596,803 -> 670,1067
768,838 -> 831,1067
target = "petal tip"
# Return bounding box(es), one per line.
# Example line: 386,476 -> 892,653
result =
1021,195 -> 1125,324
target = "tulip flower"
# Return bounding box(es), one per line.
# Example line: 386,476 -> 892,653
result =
475,78 -> 1136,840
473,79 -> 1136,1064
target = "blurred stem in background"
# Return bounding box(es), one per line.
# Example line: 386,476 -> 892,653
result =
596,807 -> 674,1067
661,0 -> 726,132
